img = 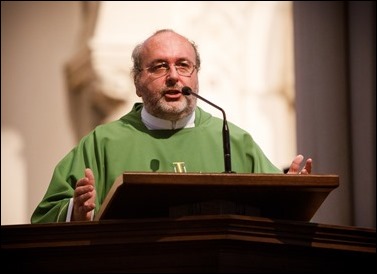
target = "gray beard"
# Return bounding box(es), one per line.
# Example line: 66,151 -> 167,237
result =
143,97 -> 196,121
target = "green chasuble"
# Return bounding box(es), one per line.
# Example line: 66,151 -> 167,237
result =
31,103 -> 282,223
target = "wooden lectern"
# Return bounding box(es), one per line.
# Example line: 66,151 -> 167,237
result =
2,173 -> 376,273
95,172 -> 339,221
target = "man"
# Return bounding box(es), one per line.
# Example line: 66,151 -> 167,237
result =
31,29 -> 312,223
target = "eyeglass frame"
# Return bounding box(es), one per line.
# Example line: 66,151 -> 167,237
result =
138,60 -> 198,77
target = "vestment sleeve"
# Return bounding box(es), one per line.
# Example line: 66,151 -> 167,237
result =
30,135 -> 96,224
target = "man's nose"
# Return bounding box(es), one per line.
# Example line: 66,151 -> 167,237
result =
165,65 -> 179,86
166,64 -> 180,78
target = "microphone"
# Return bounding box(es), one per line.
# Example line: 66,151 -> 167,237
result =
182,86 -> 234,173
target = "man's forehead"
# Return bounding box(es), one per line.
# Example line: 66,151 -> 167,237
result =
141,33 -> 195,61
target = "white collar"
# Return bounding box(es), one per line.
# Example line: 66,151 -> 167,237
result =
141,107 -> 195,130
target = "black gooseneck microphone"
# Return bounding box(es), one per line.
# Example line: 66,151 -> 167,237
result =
182,86 -> 234,173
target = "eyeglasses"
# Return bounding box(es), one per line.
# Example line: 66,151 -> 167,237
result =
140,61 -> 197,77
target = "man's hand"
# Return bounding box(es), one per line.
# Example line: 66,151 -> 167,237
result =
72,168 -> 96,221
286,154 -> 312,174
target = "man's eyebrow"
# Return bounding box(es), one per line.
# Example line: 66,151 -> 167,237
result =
148,59 -> 167,65
150,58 -> 191,63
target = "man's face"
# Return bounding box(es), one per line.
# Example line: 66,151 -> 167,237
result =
135,32 -> 199,121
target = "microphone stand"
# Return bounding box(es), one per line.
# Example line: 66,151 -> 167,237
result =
182,87 -> 235,173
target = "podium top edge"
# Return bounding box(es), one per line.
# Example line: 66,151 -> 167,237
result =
121,172 -> 340,187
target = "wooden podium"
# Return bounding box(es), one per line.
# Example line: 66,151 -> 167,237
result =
95,172 -> 340,221
2,173 -> 376,273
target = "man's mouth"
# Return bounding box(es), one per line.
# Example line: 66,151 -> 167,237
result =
164,90 -> 182,100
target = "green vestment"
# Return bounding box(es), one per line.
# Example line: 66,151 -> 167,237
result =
31,103 -> 282,223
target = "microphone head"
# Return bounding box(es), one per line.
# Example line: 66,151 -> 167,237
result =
181,86 -> 192,95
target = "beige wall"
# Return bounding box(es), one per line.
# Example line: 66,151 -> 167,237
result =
1,1 -> 80,224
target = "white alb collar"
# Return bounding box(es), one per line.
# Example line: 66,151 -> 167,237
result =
141,107 -> 195,130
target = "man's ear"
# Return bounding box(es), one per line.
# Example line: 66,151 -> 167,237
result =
135,89 -> 142,97
134,81 -> 142,97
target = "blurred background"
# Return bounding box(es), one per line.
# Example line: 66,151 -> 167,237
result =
1,1 -> 375,228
